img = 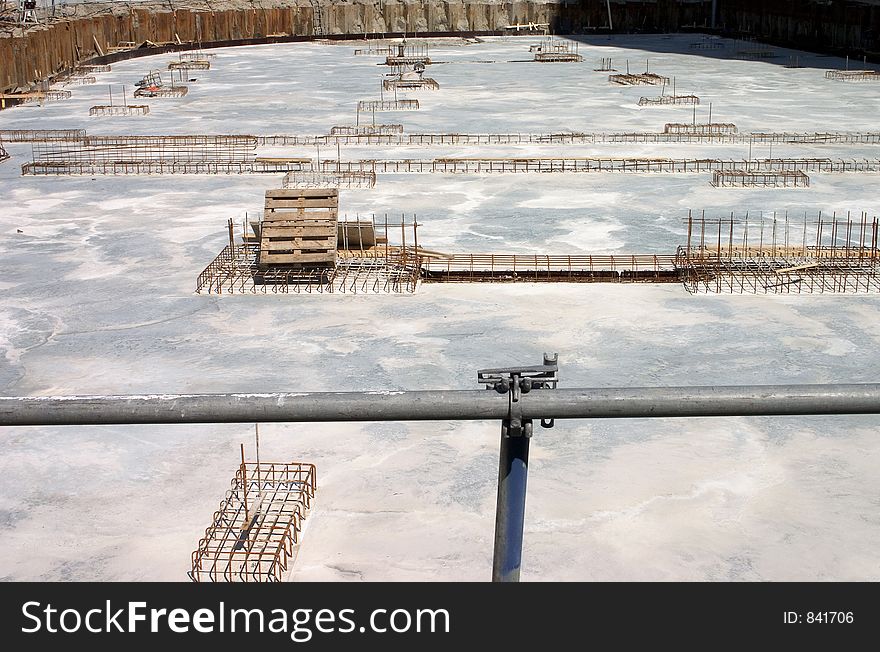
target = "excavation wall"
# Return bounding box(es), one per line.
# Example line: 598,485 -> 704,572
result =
2,1 -> 879,94
2,1 -> 711,93
719,0 -> 880,55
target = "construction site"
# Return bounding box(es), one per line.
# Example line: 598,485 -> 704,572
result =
2,0 -> 880,584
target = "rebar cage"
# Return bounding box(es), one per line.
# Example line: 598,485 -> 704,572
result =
196,215 -> 421,295
825,70 -> 880,82
189,461 -> 316,583
676,210 -> 880,294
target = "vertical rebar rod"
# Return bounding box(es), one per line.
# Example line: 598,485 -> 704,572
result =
240,443 -> 249,521
255,423 -> 261,493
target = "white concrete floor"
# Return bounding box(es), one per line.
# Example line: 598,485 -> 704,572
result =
0,34 -> 879,581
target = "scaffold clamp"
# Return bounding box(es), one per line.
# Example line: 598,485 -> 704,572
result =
477,353 -> 558,434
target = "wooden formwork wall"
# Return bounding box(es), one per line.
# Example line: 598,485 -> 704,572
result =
4,1 -> 878,94
0,1 -> 554,93
0,1 -> 724,94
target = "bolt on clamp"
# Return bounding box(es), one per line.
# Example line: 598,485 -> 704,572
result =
477,353 -> 559,435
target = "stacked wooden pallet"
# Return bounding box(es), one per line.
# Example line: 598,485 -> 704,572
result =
258,189 -> 338,268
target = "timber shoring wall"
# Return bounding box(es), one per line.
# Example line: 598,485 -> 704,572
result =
3,1 -> 879,96
1,1 -> 714,94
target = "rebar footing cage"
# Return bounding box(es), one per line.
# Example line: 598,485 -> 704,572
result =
189,461 -> 316,583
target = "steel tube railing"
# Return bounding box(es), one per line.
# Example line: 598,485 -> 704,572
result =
2,384 -> 880,426
3,381 -> 880,583
493,426 -> 530,583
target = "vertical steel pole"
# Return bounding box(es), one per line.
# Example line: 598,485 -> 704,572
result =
492,419 -> 531,582
487,353 -> 557,582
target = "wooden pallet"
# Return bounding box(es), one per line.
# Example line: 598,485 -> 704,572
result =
259,189 -> 338,267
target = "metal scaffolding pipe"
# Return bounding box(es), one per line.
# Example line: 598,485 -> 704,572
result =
493,423 -> 530,582
2,384 -> 880,426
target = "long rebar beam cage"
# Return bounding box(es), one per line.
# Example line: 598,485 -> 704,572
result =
60,75 -> 97,87
420,254 -> 677,283
677,210 -> 880,294
0,129 -> 87,142
88,105 -> 151,117
262,130 -> 880,146
316,157 -> 880,175
825,70 -> 880,82
30,135 -> 257,162
3,370 -> 880,582
282,170 -> 377,189
24,155 -> 880,177
7,130 -> 880,146
638,94 -> 700,106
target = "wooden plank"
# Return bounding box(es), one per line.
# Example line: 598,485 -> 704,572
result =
260,240 -> 336,253
260,249 -> 336,257
260,238 -> 335,248
266,243 -> 335,251
265,198 -> 338,209
265,196 -> 337,206
261,222 -> 337,232
265,188 -> 338,199
262,234 -> 336,244
260,236 -> 336,246
261,246 -> 336,255
260,252 -> 337,264
263,209 -> 338,221
262,223 -> 337,232
264,207 -> 337,215
261,232 -> 336,242
262,214 -> 337,222
262,225 -> 337,238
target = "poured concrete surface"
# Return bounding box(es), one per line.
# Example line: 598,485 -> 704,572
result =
1,34 -> 879,581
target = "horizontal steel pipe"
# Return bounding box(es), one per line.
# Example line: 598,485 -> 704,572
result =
2,384 -> 880,426
0,391 -> 504,426
529,385 -> 880,419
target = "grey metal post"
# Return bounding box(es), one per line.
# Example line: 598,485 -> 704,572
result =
481,353 -> 558,582
492,417 -> 531,582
